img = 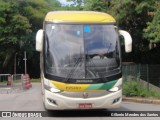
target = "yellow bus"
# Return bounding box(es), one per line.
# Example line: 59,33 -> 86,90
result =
36,11 -> 132,110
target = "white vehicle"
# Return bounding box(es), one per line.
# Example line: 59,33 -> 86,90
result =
36,11 -> 132,110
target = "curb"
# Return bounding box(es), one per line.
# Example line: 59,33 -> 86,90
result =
122,96 -> 160,104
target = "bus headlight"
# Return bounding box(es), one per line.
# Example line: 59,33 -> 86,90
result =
44,84 -> 62,93
109,86 -> 121,92
50,87 -> 61,93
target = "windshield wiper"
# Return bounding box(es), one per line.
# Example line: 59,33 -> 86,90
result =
86,56 -> 106,82
103,42 -> 113,58
64,56 -> 83,83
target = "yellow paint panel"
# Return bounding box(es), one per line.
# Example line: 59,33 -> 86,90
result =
45,11 -> 116,23
50,81 -> 90,92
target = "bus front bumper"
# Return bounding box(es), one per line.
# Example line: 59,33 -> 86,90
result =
44,89 -> 122,110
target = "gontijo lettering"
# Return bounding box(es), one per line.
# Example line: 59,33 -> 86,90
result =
66,86 -> 81,90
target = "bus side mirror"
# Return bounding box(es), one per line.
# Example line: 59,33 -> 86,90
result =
36,29 -> 44,52
119,30 -> 132,53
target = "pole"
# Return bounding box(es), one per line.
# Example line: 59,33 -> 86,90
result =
14,53 -> 17,80
23,51 -> 27,74
147,64 -> 149,91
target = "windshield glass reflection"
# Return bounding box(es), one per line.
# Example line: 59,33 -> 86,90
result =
45,24 -> 121,79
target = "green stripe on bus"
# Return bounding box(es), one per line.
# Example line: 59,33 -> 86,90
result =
86,80 -> 117,90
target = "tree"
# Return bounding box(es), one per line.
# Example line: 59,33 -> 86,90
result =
83,0 -> 110,12
0,0 -> 52,74
66,0 -> 84,10
71,0 -> 158,63
46,0 -> 61,10
108,0 -> 155,62
144,1 -> 160,44
67,0 -> 84,6
0,0 -> 31,73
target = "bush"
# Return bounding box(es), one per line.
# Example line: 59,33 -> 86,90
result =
123,80 -> 160,98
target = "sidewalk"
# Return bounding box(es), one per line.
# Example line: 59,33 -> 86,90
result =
123,96 -> 160,104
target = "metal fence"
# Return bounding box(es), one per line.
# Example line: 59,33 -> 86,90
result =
0,74 -> 23,93
12,74 -> 22,81
0,74 -> 13,87
0,74 -> 32,91
0,74 -> 11,82
122,63 -> 160,91
12,74 -> 23,90
122,63 -> 140,81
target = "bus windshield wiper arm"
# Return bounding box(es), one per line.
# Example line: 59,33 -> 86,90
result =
86,56 -> 106,82
64,57 -> 83,83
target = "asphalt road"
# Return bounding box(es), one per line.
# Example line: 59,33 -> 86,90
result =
0,83 -> 160,120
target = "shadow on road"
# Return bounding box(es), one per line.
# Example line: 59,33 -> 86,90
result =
46,107 -> 130,117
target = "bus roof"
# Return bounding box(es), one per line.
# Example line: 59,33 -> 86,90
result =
45,11 -> 116,23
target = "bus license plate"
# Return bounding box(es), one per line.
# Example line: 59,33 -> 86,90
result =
79,103 -> 92,109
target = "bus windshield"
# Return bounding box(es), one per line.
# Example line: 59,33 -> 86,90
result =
44,24 -> 121,81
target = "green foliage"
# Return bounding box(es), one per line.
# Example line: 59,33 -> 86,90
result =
123,80 -> 160,99
0,0 -> 59,74
67,0 -> 83,6
123,80 -> 146,97
65,0 -> 84,10
83,0 -> 110,12
46,0 -> 61,10
144,2 -> 160,43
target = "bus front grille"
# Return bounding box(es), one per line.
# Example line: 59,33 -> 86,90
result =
59,91 -> 110,98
